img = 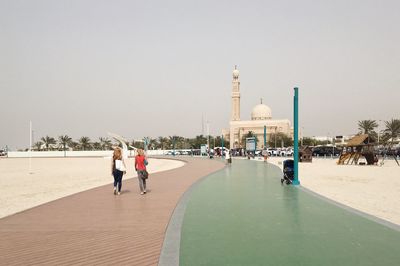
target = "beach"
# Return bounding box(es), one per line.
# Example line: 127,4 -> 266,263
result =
0,157 -> 185,218
2,156 -> 400,226
268,157 -> 400,225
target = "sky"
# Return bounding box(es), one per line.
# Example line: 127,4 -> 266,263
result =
1,0 -> 399,150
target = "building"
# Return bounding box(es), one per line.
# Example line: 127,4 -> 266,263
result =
222,66 -> 292,149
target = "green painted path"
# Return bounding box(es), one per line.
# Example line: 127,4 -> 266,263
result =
180,159 -> 400,266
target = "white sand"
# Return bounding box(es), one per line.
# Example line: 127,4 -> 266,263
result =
0,157 -> 184,218
268,157 -> 400,225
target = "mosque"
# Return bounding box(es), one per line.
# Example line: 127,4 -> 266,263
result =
222,66 -> 293,149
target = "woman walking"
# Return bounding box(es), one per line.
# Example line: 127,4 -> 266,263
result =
111,147 -> 126,195
135,149 -> 148,195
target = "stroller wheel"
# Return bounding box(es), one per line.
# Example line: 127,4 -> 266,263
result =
280,178 -> 284,184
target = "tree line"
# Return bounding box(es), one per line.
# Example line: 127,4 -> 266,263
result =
32,135 -> 230,152
30,118 -> 399,152
356,118 -> 400,146
301,118 -> 400,147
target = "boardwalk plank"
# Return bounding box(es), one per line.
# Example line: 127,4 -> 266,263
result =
0,158 -> 224,266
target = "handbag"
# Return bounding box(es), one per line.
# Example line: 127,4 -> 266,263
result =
142,170 -> 149,179
144,159 -> 148,166
115,159 -> 126,171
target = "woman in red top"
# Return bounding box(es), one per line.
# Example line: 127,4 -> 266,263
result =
135,149 -> 148,195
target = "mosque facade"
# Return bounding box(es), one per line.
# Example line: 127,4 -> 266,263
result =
222,66 -> 293,149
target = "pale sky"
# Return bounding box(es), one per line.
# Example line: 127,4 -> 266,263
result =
1,0 -> 399,150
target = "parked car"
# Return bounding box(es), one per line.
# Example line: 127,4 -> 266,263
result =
378,148 -> 400,156
267,148 -> 279,156
165,151 -> 180,156
312,146 -> 342,156
280,148 -> 294,156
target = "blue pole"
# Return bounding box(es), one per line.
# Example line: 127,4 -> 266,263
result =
143,137 -> 149,152
293,87 -> 300,185
264,126 -> 267,149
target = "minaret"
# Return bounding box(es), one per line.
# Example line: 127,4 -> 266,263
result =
231,65 -> 240,121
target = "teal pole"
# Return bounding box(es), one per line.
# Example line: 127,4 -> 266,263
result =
293,87 -> 300,185
143,137 -> 149,152
264,126 -> 267,149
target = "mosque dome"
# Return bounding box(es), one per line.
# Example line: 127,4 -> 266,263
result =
251,103 -> 272,120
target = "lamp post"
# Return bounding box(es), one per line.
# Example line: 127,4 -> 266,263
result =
264,125 -> 267,149
377,119 -> 383,147
29,121 -> 33,174
206,121 -> 210,153
173,136 -> 176,156
301,127 -> 304,146
293,87 -> 300,185
332,136 -> 335,157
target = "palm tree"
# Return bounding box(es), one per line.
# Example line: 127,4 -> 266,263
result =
192,135 -> 207,149
158,136 -> 168,150
92,142 -> 101,150
358,120 -> 378,134
358,120 -> 378,143
69,141 -> 79,150
99,137 -> 112,150
79,136 -> 92,151
58,135 -> 72,157
168,136 -> 176,150
149,138 -> 159,150
41,136 -> 56,151
174,136 -> 185,149
383,119 -> 400,146
33,141 -> 43,151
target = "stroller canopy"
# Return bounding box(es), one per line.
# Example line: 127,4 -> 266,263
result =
283,159 -> 294,169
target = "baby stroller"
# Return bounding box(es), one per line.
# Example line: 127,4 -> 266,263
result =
281,159 -> 294,185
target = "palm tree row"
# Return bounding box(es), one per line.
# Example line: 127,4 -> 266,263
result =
32,135 -> 230,152
133,135 -> 228,150
358,118 -> 400,145
33,136 -> 113,151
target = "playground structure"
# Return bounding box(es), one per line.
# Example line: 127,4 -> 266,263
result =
337,134 -> 376,165
299,146 -> 313,162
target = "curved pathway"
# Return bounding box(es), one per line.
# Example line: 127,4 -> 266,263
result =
0,157 -> 224,266
179,159 -> 400,265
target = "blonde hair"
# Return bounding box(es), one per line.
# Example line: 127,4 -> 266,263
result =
137,149 -> 145,156
113,147 -> 122,161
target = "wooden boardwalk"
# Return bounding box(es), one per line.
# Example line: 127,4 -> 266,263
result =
0,157 -> 224,266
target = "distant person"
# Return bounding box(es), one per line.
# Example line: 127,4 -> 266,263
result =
135,149 -> 149,195
262,150 -> 269,163
225,150 -> 232,164
111,147 -> 126,195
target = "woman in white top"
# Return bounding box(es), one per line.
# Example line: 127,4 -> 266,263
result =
111,147 -> 126,195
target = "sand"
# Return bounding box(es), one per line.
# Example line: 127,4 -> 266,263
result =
268,157 -> 400,225
0,157 -> 185,218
